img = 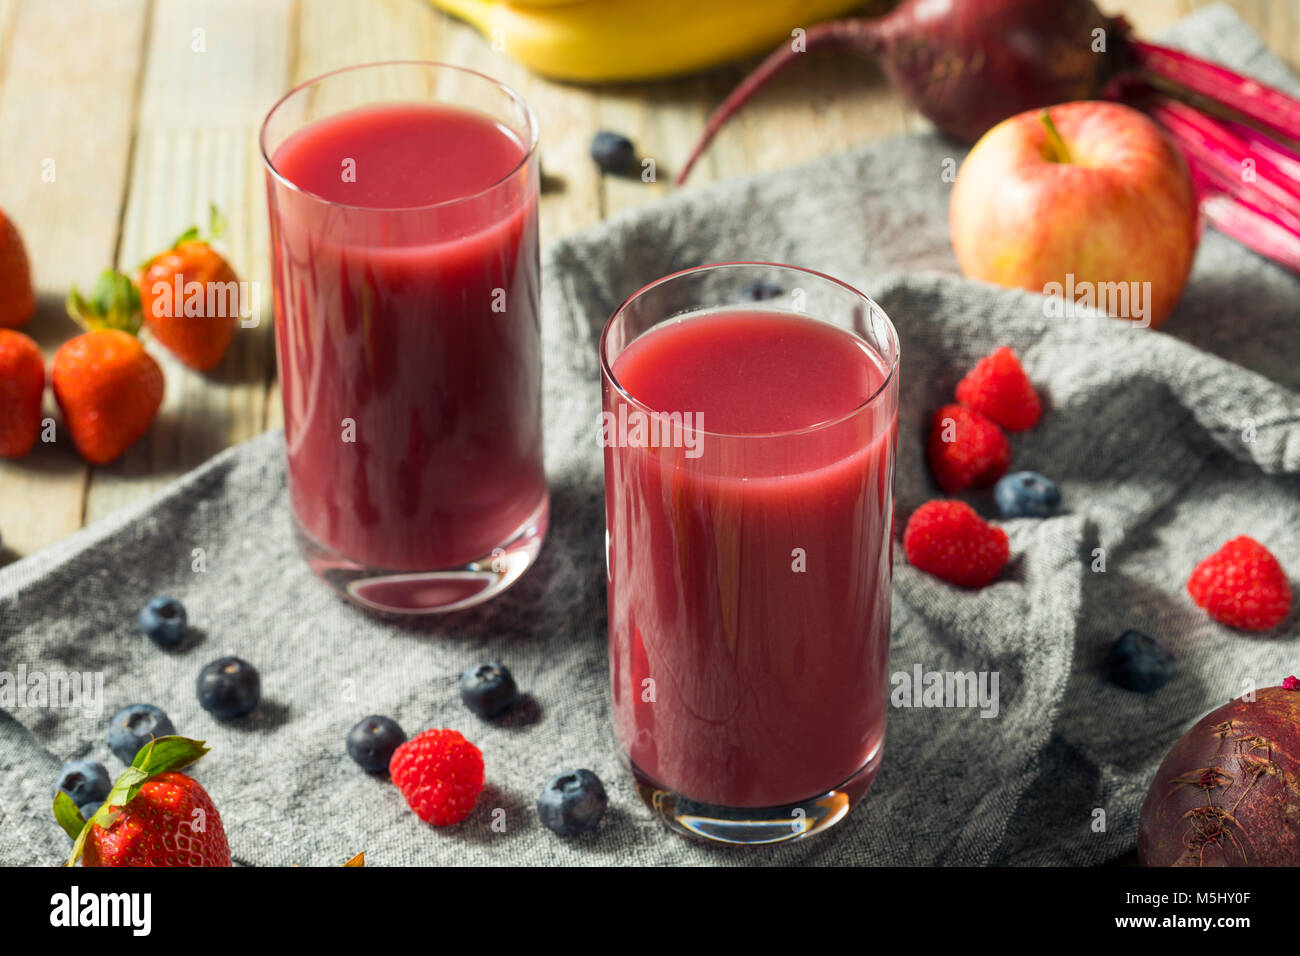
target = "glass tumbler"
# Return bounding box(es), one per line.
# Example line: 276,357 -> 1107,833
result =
261,62 -> 547,614
601,263 -> 900,844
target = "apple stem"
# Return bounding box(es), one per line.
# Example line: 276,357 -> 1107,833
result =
1039,110 -> 1071,164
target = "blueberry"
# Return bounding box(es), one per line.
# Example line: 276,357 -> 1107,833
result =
740,280 -> 783,302
196,656 -> 261,719
537,769 -> 608,836
994,471 -> 1061,519
460,662 -> 518,718
1106,630 -> 1175,692
107,704 -> 177,764
590,130 -> 637,175
346,715 -> 406,773
51,760 -> 111,805
139,595 -> 187,647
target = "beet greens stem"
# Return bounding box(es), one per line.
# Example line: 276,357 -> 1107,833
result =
675,19 -> 880,186
1130,39 -> 1300,145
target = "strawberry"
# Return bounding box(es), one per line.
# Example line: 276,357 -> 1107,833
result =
54,281 -> 164,470
52,329 -> 163,465
0,208 -> 36,329
0,329 -> 45,458
927,403 -> 1010,493
55,736 -> 232,867
1187,536 -> 1292,631
59,270 -> 164,465
955,346 -> 1041,432
136,205 -> 239,371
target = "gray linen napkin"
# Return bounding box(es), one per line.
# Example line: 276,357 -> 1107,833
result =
2,3 -> 1297,866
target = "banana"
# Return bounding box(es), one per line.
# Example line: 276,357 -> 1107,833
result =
429,0 -> 865,83
498,1 -> 592,7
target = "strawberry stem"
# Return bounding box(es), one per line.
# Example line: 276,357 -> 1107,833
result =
66,269 -> 142,336
165,202 -> 227,252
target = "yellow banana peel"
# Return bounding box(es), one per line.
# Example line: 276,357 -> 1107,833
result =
495,0 -> 591,7
429,0 -> 866,82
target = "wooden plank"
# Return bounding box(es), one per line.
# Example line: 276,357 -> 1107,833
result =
267,3 -> 609,426
1183,0 -> 1300,72
83,0 -> 294,524
598,44 -> 909,216
729,51 -> 912,177
265,0 -> 444,432
0,1 -> 15,74
597,76 -> 703,214
285,1 -> 607,243
294,0 -> 439,75
439,12 -> 606,241
1129,0 -> 1197,35
0,0 -> 149,563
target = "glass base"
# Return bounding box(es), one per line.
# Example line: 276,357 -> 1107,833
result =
629,742 -> 882,846
292,495 -> 548,615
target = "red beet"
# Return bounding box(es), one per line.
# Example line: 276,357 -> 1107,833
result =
1139,686 -> 1300,866
677,0 -> 1128,184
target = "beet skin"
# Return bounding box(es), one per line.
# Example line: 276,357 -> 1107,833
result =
1139,686 -> 1300,866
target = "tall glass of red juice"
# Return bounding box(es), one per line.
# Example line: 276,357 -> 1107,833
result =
601,263 -> 900,844
260,63 -> 546,614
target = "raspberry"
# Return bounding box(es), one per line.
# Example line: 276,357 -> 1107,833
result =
903,500 -> 1010,589
955,346 -> 1041,432
1187,536 -> 1292,631
927,404 -> 1010,493
1283,676 -> 1300,691
389,729 -> 484,826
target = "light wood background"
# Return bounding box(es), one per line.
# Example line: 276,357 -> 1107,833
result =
0,0 -> 1294,565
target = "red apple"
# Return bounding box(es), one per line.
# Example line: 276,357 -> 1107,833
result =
949,101 -> 1199,330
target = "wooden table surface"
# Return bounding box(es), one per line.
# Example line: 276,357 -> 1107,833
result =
0,0 -> 1295,566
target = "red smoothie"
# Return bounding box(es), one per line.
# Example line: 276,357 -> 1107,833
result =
267,102 -> 545,575
604,309 -> 896,808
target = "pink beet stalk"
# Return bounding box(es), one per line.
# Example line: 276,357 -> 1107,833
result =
675,20 -> 880,186
1189,165 -> 1300,273
1144,96 -> 1300,236
1129,39 -> 1300,146
1216,117 -> 1300,183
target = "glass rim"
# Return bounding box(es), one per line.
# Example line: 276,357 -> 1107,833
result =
258,59 -> 539,214
599,261 -> 901,441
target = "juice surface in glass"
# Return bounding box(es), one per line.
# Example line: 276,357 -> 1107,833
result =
604,307 -> 896,808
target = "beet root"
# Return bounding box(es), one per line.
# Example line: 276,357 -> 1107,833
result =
677,0 -> 1129,184
1138,686 -> 1300,866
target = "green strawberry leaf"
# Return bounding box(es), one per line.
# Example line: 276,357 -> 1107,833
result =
208,202 -> 227,242
168,225 -> 201,248
164,202 -> 226,252
52,790 -> 85,841
64,821 -> 90,867
63,801 -> 122,867
66,269 -> 142,336
130,735 -> 209,775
